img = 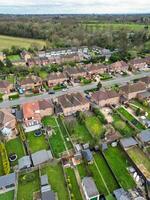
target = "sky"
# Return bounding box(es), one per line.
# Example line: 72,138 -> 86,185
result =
0,0 -> 149,14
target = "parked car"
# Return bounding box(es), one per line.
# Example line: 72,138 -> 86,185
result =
48,90 -> 55,94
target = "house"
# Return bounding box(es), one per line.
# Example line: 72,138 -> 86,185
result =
55,92 -> 90,116
137,90 -> 150,101
22,99 -> 53,129
31,149 -> 53,166
0,80 -> 13,94
91,90 -> 120,107
0,52 -> 5,61
82,177 -> 100,200
64,67 -> 87,79
20,50 -> 31,62
0,173 -> 16,192
85,63 -> 107,75
41,175 -> 56,200
109,61 -> 128,73
0,109 -> 17,140
144,56 -> 150,65
18,156 -> 32,170
82,149 -> 93,163
137,129 -> 150,146
120,137 -> 138,149
20,75 -> 42,91
47,72 -> 67,87
139,76 -> 150,88
120,82 -> 146,100
128,58 -> 147,71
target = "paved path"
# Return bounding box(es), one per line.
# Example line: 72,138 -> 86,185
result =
0,71 -> 150,108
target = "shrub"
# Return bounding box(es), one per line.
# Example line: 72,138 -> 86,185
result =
93,107 -> 107,124
9,93 -> 19,100
0,142 -> 10,174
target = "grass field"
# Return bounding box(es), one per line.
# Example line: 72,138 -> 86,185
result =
17,170 -> 40,200
65,119 -> 93,143
65,167 -> 83,200
5,137 -> 25,166
0,35 -> 46,50
7,54 -> 21,61
112,113 -> 135,137
104,146 -> 136,190
0,190 -> 14,200
127,146 -> 150,179
42,116 -> 67,158
117,106 -> 145,130
41,162 -> 69,200
27,132 -> 49,153
85,115 -> 105,138
77,153 -> 119,196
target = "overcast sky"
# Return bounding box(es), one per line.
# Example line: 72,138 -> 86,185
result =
0,0 -> 150,14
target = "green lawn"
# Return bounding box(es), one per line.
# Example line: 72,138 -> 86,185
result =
0,35 -> 46,50
38,71 -> 49,79
41,162 -> 69,200
65,119 -> 93,144
100,73 -> 113,81
5,137 -> 25,166
112,113 -> 135,137
27,132 -> 49,153
42,116 -> 67,158
7,54 -> 21,61
0,190 -> 14,200
17,170 -> 40,200
65,167 -> 83,200
85,116 -> 105,138
0,156 -> 4,176
104,146 -> 136,190
6,74 -> 15,84
127,146 -> 150,179
117,106 -> 145,130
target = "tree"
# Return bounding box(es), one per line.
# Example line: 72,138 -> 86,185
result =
5,58 -> 13,68
97,81 -> 102,90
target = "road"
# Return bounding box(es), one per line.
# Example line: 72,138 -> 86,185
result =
0,71 -> 150,108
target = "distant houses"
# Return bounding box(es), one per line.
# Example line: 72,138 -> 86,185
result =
0,80 -> 13,94
20,75 -> 42,91
47,72 -> 67,87
109,61 -> 128,73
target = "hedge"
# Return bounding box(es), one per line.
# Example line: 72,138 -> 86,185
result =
0,142 -> 10,174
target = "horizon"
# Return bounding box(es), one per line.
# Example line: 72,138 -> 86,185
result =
0,0 -> 150,15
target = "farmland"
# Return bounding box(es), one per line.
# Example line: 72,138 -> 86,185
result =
41,162 -> 69,200
0,35 -> 46,51
104,146 -> 136,190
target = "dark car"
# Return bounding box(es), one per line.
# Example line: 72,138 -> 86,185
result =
48,90 -> 55,94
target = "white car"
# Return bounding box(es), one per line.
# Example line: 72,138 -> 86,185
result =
62,88 -> 67,92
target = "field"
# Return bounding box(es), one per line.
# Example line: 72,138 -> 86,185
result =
0,190 -> 14,200
41,162 -> 69,200
65,118 -> 93,143
127,146 -> 150,179
0,35 -> 46,50
117,106 -> 145,130
42,116 -> 67,158
17,170 -> 40,200
104,146 -> 136,190
112,113 -> 135,137
77,153 -> 119,196
85,115 -> 105,138
65,167 -> 83,200
27,132 -> 49,153
5,137 -> 25,166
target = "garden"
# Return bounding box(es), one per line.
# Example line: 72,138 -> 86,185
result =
65,167 -> 83,200
5,137 -> 25,166
42,116 -> 67,158
0,190 -> 14,200
104,145 -> 136,190
27,131 -> 49,153
127,146 -> 150,179
17,170 -> 40,200
112,113 -> 135,137
117,106 -> 145,130
100,73 -> 113,81
41,162 -> 69,200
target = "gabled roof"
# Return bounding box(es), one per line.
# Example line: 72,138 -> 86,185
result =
31,150 -> 53,166
47,72 -> 66,81
20,75 -> 41,85
0,109 -> 16,129
82,149 -> 93,162
82,177 -> 99,197
92,90 -> 120,102
0,173 -> 16,188
138,129 -> 150,143
129,58 -> 146,65
120,82 -> 146,94
18,156 -> 31,170
0,80 -> 11,88
110,61 -> 128,69
139,76 -> 150,85
120,137 -> 138,148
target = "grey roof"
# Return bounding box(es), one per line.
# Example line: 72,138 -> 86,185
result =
138,91 -> 150,98
82,149 -> 93,162
31,150 -> 53,166
15,110 -> 23,121
0,173 -> 16,188
120,137 -> 138,148
82,177 -> 99,198
113,188 -> 130,200
18,156 -> 31,170
41,188 -> 55,200
41,175 -> 49,186
139,129 -> 150,143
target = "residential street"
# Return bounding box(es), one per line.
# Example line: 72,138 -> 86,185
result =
0,70 -> 150,108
